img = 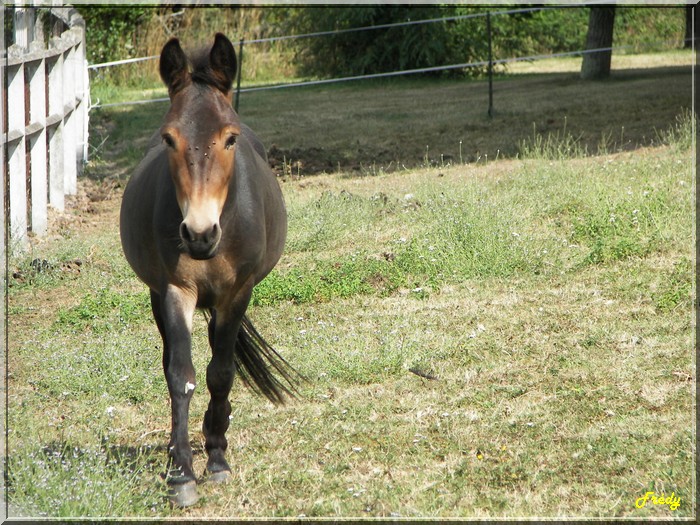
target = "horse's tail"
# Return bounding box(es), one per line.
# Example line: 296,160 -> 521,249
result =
234,315 -> 301,404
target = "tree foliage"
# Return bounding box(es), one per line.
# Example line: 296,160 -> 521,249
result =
283,6 -> 488,78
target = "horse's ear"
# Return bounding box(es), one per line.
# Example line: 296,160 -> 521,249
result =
209,33 -> 237,94
160,38 -> 190,96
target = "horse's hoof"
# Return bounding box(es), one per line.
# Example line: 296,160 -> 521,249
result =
207,469 -> 231,483
168,480 -> 199,508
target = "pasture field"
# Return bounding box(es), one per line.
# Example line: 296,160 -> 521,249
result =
5,61 -> 695,519
90,50 -> 693,176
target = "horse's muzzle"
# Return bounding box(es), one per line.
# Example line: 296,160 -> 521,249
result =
180,221 -> 221,260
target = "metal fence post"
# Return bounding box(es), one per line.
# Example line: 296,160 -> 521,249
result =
235,38 -> 244,113
487,12 -> 494,118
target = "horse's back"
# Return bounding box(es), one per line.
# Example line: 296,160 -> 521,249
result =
241,123 -> 268,162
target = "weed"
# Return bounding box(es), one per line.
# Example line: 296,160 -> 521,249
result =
56,288 -> 151,333
653,257 -> 694,312
519,118 -> 587,160
655,108 -> 695,152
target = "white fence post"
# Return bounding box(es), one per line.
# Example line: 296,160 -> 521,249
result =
72,14 -> 89,168
62,37 -> 77,195
27,41 -> 48,236
47,46 -> 65,211
0,5 -> 5,517
7,47 -> 28,248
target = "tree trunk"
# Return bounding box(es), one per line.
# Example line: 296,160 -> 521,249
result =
581,7 -> 616,80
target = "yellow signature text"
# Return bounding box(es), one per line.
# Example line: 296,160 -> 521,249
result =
635,491 -> 681,511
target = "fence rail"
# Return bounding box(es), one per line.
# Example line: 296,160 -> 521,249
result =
2,7 -> 89,250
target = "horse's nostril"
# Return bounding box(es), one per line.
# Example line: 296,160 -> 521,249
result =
209,223 -> 219,242
180,221 -> 220,255
180,222 -> 193,243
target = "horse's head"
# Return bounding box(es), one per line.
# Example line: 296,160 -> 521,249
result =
158,33 -> 240,260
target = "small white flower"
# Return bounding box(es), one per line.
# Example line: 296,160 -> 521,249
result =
352,446 -> 363,452
106,406 -> 115,417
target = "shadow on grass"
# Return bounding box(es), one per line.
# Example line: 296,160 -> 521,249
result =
6,439 -> 182,518
86,63 -> 692,182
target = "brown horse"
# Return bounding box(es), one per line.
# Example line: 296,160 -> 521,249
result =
120,33 -> 297,507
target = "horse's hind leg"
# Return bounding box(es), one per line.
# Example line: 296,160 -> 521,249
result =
202,292 -> 251,481
151,288 -> 199,506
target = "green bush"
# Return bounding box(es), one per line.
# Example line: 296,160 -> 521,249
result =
79,7 -> 153,64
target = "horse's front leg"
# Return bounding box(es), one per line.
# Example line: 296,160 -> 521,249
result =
152,285 -> 199,506
202,283 -> 254,481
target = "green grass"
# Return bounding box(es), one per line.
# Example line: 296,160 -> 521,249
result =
56,288 -> 151,333
5,75 -> 695,518
250,113 -> 693,308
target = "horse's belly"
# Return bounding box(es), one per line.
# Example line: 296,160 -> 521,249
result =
120,171 -> 164,291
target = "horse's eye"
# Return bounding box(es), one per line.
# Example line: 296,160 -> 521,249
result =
225,135 -> 237,150
162,134 -> 176,149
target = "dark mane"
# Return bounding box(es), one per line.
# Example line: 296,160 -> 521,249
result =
189,45 -> 235,93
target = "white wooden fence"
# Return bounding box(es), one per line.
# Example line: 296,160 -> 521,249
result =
2,6 -> 89,251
